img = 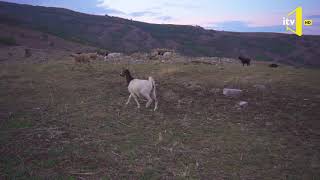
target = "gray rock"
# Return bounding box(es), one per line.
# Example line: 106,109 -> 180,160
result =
183,81 -> 202,91
254,84 -> 266,91
163,52 -> 173,57
223,88 -> 242,97
238,101 -> 248,107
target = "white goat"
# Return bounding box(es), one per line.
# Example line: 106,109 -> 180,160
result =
120,69 -> 158,111
108,53 -> 122,58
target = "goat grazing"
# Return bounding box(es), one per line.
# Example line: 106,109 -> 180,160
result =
104,52 -> 109,61
70,53 -> 90,64
238,56 -> 251,66
269,63 -> 279,68
120,69 -> 158,111
70,52 -> 99,64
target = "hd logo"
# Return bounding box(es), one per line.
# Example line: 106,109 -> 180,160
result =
282,6 -> 313,36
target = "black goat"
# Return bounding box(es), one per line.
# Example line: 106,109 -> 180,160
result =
238,56 -> 251,66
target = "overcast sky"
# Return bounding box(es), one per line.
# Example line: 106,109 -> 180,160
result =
3,0 -> 320,35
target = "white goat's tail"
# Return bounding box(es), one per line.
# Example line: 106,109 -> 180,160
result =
149,77 -> 158,111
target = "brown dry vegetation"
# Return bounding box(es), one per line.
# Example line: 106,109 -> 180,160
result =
0,59 -> 320,179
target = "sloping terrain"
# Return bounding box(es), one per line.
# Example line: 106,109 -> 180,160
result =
0,1 -> 320,66
0,23 -> 97,63
0,59 -> 319,179
0,1 -> 319,179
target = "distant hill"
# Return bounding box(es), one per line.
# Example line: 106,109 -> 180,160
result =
0,23 -> 97,63
0,1 -> 319,66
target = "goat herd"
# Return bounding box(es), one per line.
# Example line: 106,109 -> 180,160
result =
70,52 -> 279,111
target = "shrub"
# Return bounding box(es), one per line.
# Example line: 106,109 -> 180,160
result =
0,36 -> 18,46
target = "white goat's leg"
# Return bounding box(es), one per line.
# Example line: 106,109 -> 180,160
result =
145,94 -> 153,108
154,99 -> 158,111
132,94 -> 140,109
125,94 -> 132,105
151,90 -> 158,111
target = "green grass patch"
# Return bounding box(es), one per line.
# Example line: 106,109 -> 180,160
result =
36,159 -> 58,169
140,168 -> 161,180
1,115 -> 34,129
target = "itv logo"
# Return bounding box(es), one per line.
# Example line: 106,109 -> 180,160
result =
282,6 -> 313,36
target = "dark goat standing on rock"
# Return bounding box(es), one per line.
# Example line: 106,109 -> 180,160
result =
238,56 -> 251,66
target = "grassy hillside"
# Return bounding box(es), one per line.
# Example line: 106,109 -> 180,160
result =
1,59 -> 319,179
0,23 -> 98,63
0,1 -> 320,67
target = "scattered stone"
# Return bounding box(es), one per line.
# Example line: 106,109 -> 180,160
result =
265,122 -> 273,126
177,100 -> 183,108
8,112 -> 14,119
209,88 -> 220,94
158,132 -> 163,142
181,114 -> 191,127
238,101 -> 248,107
223,58 -> 234,63
196,91 -> 205,96
183,81 -> 202,91
223,88 -> 242,97
254,84 -> 266,91
163,52 -> 172,57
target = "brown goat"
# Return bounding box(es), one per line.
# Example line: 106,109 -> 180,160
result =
70,52 -> 98,64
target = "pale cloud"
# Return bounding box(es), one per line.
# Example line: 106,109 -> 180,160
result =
97,0 -> 170,13
307,15 -> 320,19
208,20 -> 284,32
129,11 -> 159,17
157,16 -> 174,21
97,0 -> 180,24
96,0 -> 285,27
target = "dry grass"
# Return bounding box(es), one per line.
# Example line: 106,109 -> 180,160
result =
0,59 -> 320,179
